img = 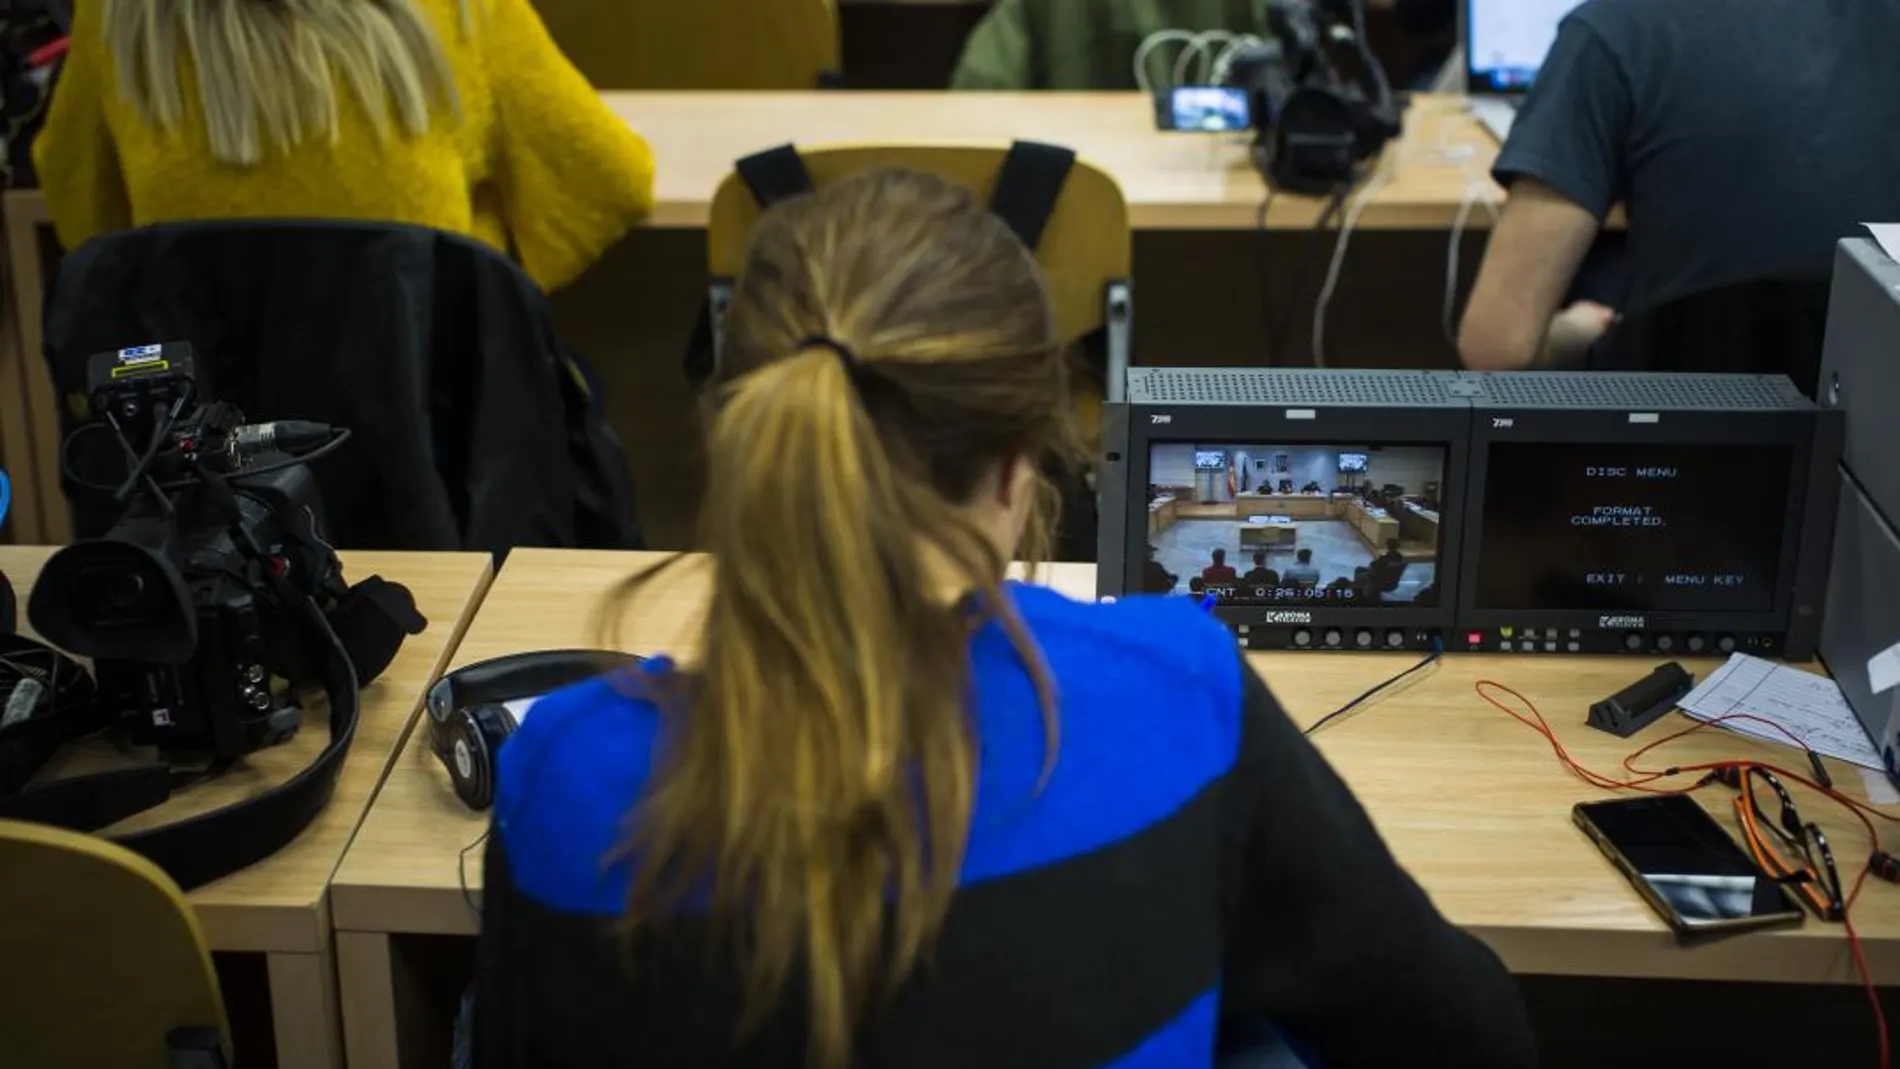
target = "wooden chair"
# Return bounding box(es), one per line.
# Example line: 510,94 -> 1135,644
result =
0,820 -> 230,1068
705,144 -> 1135,429
529,0 -> 840,89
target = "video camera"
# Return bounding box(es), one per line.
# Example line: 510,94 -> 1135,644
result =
1225,0 -> 1404,194
2,343 -> 426,889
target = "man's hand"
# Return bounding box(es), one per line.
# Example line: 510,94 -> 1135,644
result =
1540,300 -> 1618,367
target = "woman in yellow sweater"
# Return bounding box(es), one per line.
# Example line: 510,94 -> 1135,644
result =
36,0 -> 654,292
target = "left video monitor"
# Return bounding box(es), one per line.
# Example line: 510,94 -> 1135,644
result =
1140,442 -> 1448,609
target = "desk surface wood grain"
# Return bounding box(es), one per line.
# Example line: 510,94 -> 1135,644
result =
331,549 -> 1894,984
2,546 -> 493,953
606,91 -> 1500,229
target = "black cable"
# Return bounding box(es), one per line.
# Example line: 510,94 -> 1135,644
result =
154,429 -> 353,491
111,391 -> 191,505
1303,636 -> 1444,736
459,828 -> 491,920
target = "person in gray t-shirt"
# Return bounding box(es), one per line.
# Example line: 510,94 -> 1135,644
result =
1457,0 -> 1900,371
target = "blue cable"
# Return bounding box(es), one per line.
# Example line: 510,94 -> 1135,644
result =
0,469 -> 10,530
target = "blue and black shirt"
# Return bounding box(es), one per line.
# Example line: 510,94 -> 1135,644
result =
474,586 -> 1536,1068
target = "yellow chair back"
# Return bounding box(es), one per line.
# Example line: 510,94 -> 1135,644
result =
709,144 -> 1130,345
0,820 -> 229,1069
708,144 -> 1133,437
529,0 -> 839,89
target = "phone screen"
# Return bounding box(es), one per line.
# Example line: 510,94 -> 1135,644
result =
1162,87 -> 1252,132
1575,795 -> 1803,931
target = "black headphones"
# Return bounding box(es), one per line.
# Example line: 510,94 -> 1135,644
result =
425,649 -> 642,810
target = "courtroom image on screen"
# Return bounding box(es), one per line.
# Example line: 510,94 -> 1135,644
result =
1141,443 -> 1447,607
1474,443 -> 1793,613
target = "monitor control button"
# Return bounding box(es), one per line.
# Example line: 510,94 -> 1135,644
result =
1717,635 -> 1736,654
1385,629 -> 1406,649
1686,635 -> 1707,653
1354,629 -> 1374,649
1293,628 -> 1313,648
1656,635 -> 1675,652
1623,633 -> 1644,651
1323,629 -> 1343,647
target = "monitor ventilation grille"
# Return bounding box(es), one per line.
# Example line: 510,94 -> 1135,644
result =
1128,368 -> 1461,407
1477,372 -> 1808,410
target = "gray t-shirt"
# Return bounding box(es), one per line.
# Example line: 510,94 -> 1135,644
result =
1494,0 -> 1900,315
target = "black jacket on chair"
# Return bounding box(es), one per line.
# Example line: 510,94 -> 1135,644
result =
43,220 -> 641,553
1588,274 -> 1832,398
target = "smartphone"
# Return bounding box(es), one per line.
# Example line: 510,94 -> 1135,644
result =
1156,86 -> 1253,132
1574,795 -> 1805,937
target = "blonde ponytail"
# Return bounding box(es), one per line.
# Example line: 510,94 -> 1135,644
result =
598,168 -> 1079,1068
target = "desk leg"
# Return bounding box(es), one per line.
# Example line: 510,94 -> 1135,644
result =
266,950 -> 344,1069
338,931 -> 402,1069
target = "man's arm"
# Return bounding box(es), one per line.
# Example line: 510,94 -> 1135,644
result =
1458,17 -> 1635,370
1458,181 -> 1604,370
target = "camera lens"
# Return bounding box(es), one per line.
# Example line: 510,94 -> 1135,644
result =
75,563 -> 162,626
102,573 -> 146,610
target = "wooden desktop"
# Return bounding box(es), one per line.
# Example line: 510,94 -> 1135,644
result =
327,549 -> 1900,1068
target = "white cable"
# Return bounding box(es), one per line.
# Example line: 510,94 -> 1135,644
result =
1134,30 -> 1197,96
1209,34 -> 1264,85
1310,162 -> 1396,367
1436,143 -> 1502,347
1174,30 -> 1237,88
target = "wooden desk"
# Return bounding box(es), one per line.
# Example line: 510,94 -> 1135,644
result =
1345,497 -> 1401,549
1236,519 -> 1298,547
1147,494 -> 1178,537
610,91 -> 1499,230
330,551 -> 1900,1066
1235,492 -> 1347,520
0,546 -> 493,1069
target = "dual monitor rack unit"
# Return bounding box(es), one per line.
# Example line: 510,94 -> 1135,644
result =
1097,369 -> 1841,658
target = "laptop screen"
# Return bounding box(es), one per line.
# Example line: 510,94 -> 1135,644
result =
1466,0 -> 1582,93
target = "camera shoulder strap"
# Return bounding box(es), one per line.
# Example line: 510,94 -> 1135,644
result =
0,579 -> 421,891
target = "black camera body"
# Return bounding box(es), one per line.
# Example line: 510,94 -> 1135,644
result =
7,342 -> 426,890
1226,0 -> 1403,194
32,343 -> 351,761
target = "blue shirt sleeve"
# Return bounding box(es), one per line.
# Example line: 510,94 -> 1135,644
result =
1492,17 -> 1635,219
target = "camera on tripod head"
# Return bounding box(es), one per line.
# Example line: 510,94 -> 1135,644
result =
29,342 -> 354,761
1224,0 -> 1404,194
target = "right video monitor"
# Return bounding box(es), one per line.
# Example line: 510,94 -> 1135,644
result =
1473,442 -> 1793,614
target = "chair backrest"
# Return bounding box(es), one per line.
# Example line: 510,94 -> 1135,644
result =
42,219 -> 642,553
530,0 -> 839,88
1589,274 -> 1833,398
0,820 -> 229,1068
708,144 -> 1132,349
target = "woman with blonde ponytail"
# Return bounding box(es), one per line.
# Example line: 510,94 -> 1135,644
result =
36,0 -> 650,290
473,169 -> 1536,1069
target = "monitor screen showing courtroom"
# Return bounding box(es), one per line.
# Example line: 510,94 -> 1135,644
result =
1475,443 -> 1792,613
1143,443 -> 1446,607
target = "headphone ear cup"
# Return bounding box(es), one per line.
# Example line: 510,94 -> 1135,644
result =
449,703 -> 519,811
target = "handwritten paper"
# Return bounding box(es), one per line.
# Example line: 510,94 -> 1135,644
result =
1677,653 -> 1884,771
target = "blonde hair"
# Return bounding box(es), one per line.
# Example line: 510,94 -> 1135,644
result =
102,0 -> 462,165
597,169 -> 1079,1068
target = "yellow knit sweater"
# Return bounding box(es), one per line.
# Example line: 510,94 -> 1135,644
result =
35,0 -> 654,291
